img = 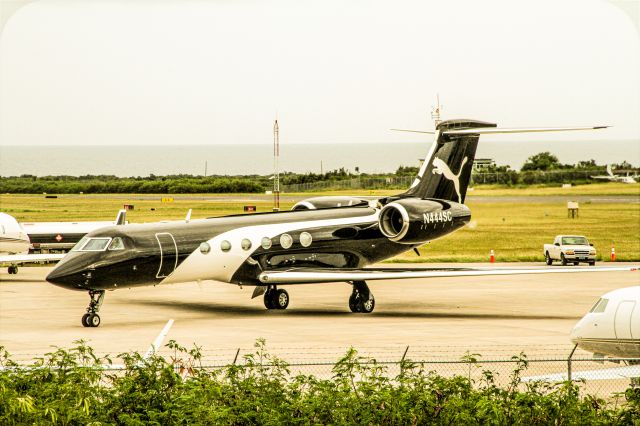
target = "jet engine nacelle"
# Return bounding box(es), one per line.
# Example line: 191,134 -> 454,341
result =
378,198 -> 471,244
292,196 -> 374,210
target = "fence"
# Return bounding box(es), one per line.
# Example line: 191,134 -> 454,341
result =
168,345 -> 640,398
281,170 -> 616,192
10,344 -> 637,398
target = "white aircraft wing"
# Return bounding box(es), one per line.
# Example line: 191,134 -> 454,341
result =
523,364 -> 640,382
0,253 -> 66,264
259,265 -> 637,284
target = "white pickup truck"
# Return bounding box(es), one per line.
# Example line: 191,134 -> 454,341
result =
544,235 -> 596,266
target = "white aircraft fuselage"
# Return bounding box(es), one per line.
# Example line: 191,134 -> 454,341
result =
570,286 -> 640,358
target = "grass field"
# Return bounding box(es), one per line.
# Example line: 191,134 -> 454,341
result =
1,183 -> 638,262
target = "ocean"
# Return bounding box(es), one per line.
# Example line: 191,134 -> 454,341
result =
0,140 -> 638,177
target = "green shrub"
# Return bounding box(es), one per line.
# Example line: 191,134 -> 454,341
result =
0,341 -> 638,425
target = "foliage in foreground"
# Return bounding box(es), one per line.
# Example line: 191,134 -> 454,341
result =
0,340 -> 638,425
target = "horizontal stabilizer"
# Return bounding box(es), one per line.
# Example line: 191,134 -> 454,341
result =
390,128 -> 436,134
391,126 -> 609,136
443,126 -> 610,136
259,265 -> 637,284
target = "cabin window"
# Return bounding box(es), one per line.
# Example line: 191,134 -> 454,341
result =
199,242 -> 211,254
108,237 -> 125,251
261,237 -> 272,250
220,240 -> 232,252
241,238 -> 252,251
280,234 -> 293,249
299,232 -> 313,247
589,298 -> 609,313
562,236 -> 589,245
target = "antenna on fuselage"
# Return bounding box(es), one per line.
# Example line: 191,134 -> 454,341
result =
431,94 -> 442,127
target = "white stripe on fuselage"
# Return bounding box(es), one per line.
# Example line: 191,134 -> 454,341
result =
410,130 -> 440,189
160,209 -> 381,285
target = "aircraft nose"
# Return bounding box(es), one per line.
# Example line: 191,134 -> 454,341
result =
46,267 -> 82,290
46,254 -> 93,290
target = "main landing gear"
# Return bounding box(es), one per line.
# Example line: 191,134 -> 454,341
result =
264,286 -> 290,310
349,281 -> 375,313
7,265 -> 18,274
81,290 -> 105,327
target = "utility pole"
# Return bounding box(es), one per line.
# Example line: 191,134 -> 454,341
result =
273,119 -> 280,211
204,160 -> 208,177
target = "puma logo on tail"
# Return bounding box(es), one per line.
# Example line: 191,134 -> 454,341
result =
432,157 -> 468,202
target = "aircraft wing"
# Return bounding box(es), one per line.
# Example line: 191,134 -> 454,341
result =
0,253 -> 66,264
259,265 -> 637,284
522,364 -> 640,382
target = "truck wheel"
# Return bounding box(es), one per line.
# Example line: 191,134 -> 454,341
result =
561,254 -> 568,266
589,261 -> 595,266
545,252 -> 552,265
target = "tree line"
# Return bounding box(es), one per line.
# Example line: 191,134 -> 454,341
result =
0,154 -> 636,194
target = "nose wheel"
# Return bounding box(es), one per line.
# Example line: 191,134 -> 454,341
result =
263,286 -> 289,310
349,281 -> 375,313
82,290 -> 105,327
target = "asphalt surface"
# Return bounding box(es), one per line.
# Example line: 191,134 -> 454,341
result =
1,264 -> 638,362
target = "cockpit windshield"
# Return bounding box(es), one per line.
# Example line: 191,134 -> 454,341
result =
71,237 -> 112,252
589,298 -> 608,313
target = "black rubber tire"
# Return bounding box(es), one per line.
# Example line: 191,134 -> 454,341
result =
545,252 -> 552,266
263,291 -> 275,309
561,254 -> 568,266
359,295 -> 375,314
81,313 -> 91,327
275,289 -> 289,310
589,261 -> 596,266
88,314 -> 100,327
573,262 -> 579,266
348,293 -> 360,312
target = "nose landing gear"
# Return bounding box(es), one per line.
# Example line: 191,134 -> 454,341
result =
82,290 -> 105,327
349,281 -> 375,313
7,265 -> 18,274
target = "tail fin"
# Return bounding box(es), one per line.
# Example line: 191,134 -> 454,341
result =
399,119 -> 493,203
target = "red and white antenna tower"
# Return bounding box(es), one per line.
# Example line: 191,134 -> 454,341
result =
273,119 -> 280,211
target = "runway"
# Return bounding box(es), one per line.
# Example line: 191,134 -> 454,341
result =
1,264 -> 638,362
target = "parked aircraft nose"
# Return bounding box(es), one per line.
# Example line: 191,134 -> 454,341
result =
46,253 -> 94,290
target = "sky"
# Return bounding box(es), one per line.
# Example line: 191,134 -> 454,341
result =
0,0 -> 639,149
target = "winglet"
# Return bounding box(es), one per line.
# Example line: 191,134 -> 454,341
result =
143,319 -> 174,360
185,209 -> 192,223
115,209 -> 127,225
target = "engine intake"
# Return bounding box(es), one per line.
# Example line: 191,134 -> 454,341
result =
379,199 -> 470,244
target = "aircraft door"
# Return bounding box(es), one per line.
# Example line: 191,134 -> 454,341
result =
156,233 -> 178,279
614,301 -> 635,339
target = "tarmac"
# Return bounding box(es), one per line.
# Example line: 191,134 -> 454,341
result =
1,263 -> 639,362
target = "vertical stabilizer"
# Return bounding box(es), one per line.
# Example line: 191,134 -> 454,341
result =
399,119 -> 495,203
